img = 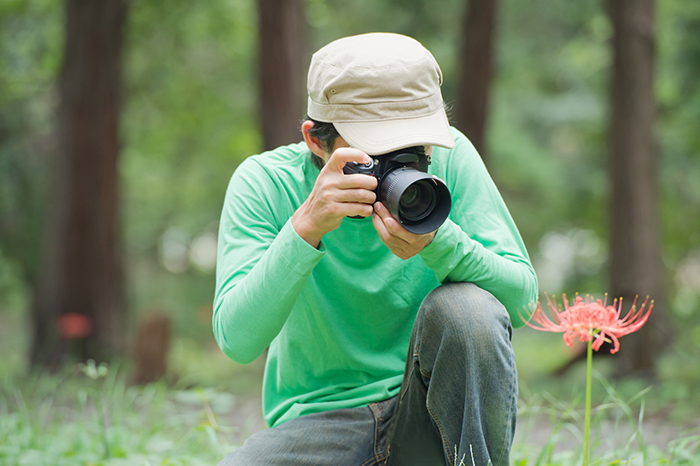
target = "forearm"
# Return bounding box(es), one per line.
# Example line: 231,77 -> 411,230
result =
419,219 -> 538,328
213,220 -> 324,364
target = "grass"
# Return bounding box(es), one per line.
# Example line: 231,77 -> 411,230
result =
510,327 -> 700,465
513,383 -> 700,466
0,364 -> 239,465
2,358 -> 698,466
513,327 -> 700,425
0,312 -> 699,465
510,330 -> 700,465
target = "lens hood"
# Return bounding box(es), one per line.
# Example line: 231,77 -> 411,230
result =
380,168 -> 451,234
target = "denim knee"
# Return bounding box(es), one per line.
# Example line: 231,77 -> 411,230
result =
407,283 -> 518,466
415,282 -> 513,363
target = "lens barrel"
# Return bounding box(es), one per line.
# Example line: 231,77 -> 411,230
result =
380,167 -> 451,234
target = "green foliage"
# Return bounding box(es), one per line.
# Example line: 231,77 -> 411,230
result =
1,0 -> 699,336
491,0 -> 612,295
658,0 -> 700,267
1,0 -> 699,462
1,3 -> 700,460
514,327 -> 700,426
1,359 -> 698,465
123,0 -> 261,252
0,0 -> 61,286
0,367 -> 238,465
513,385 -> 700,466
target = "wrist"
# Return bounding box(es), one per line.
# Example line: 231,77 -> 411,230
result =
291,209 -> 323,249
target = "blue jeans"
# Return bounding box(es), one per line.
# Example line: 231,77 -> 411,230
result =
218,282 -> 517,466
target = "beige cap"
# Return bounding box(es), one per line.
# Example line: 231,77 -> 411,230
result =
307,33 -> 455,155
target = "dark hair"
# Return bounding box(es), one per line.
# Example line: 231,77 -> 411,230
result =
301,116 -> 340,169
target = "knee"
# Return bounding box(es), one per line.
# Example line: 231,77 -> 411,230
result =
418,282 -> 512,346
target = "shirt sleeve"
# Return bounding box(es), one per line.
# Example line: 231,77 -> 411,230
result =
419,129 -> 538,327
213,159 -> 325,364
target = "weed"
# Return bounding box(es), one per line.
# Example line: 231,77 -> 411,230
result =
0,365 -> 236,465
1,363 -> 698,465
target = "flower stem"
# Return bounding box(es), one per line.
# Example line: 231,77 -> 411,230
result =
583,339 -> 592,466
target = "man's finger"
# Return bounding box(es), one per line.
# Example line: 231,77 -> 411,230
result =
374,202 -> 415,242
373,202 -> 392,222
373,213 -> 412,258
335,188 -> 377,205
335,173 -> 378,191
372,210 -> 391,241
325,147 -> 371,173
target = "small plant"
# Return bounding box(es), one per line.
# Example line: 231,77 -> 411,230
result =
0,367 -> 235,465
521,293 -> 653,466
454,444 -> 489,466
77,359 -> 111,459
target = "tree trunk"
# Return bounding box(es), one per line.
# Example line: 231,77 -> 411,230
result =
455,0 -> 498,164
31,0 -> 128,370
257,0 -> 307,151
608,0 -> 669,378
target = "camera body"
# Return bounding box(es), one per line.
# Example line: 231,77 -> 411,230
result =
343,145 -> 428,178
343,146 -> 451,234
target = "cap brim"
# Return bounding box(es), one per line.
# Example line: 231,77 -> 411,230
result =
334,107 -> 455,155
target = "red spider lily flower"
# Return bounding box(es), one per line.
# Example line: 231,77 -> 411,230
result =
522,294 -> 653,354
59,312 -> 93,339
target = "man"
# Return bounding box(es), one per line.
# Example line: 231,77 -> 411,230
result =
214,33 -> 537,466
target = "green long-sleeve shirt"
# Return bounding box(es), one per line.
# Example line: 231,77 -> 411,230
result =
214,127 -> 537,427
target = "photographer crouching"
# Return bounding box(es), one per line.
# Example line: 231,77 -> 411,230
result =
213,33 -> 538,466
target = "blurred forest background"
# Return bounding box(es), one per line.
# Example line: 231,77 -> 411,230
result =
1,0 -> 700,460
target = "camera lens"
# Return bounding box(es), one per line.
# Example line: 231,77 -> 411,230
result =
380,168 -> 451,234
399,180 -> 437,222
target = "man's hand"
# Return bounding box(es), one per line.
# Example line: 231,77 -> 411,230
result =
372,202 -> 436,259
292,148 -> 378,248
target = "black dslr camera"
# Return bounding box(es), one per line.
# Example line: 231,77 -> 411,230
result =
342,146 -> 451,234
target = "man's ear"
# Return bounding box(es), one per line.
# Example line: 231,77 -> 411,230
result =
301,120 -> 327,161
